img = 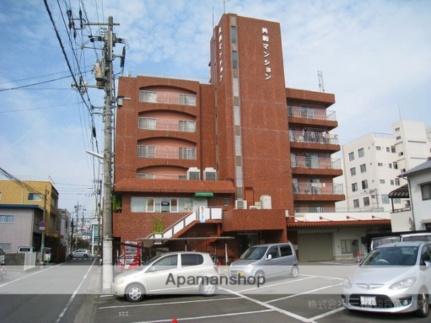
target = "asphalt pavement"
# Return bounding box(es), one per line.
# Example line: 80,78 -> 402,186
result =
93,265 -> 430,323
0,258 -> 99,323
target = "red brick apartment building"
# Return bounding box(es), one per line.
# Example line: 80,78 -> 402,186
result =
113,14 -> 390,262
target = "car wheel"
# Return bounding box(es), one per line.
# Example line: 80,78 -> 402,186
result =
290,265 -> 299,278
416,291 -> 429,317
125,283 -> 145,302
84,254 -> 89,259
200,283 -> 217,296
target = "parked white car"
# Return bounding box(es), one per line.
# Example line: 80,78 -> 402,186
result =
113,252 -> 218,302
342,241 -> 431,317
71,249 -> 90,258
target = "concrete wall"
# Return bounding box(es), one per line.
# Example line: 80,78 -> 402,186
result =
0,208 -> 34,252
409,171 -> 431,230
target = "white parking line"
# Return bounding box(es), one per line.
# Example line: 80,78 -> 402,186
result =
300,274 -> 344,281
98,296 -> 241,310
266,282 -> 343,304
221,287 -> 312,322
132,309 -> 274,323
309,307 -> 345,321
239,275 -> 316,293
55,259 -> 96,323
0,263 -> 63,289
99,294 -> 114,298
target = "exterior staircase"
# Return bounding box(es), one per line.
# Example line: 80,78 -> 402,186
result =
147,207 -> 223,240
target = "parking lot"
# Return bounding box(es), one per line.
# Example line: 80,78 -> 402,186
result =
94,266 -> 429,323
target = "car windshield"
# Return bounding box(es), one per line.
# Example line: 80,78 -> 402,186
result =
403,235 -> 431,242
362,246 -> 418,266
240,246 -> 267,260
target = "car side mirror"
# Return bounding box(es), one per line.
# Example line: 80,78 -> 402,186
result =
266,254 -> 272,260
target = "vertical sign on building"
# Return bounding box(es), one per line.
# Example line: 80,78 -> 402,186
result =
262,27 -> 271,80
218,26 -> 223,82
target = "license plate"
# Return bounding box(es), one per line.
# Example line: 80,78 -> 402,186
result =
360,296 -> 376,306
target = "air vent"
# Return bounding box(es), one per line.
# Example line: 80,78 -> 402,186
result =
235,199 -> 247,209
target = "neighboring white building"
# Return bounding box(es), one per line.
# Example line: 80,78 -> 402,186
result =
392,158 -> 431,231
392,120 -> 431,173
337,120 -> 431,212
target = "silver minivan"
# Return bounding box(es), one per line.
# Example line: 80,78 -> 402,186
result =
229,242 -> 299,279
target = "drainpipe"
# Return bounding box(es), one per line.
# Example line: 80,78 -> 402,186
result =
406,177 -> 416,231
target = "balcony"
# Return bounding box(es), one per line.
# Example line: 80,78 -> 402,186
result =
289,130 -> 340,152
291,157 -> 342,176
140,90 -> 196,106
288,106 -> 338,129
293,183 -> 344,202
138,118 -> 196,133
137,145 -> 196,160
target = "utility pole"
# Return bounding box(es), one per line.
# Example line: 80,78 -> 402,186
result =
87,16 -> 124,291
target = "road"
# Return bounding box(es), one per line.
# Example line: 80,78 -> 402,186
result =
0,258 -> 99,323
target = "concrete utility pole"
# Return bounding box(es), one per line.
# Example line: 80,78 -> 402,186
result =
87,16 -> 124,291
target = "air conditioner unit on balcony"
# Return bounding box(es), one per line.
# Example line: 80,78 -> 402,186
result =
187,167 -> 200,180
203,167 -> 217,181
235,199 -> 247,209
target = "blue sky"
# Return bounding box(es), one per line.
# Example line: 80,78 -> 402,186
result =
0,0 -> 431,213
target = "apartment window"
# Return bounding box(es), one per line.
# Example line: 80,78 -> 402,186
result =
139,90 -> 157,103
390,180 -> 394,186
376,146 -> 381,151
28,193 -> 42,201
230,26 -> 237,44
179,147 -> 196,160
382,194 -> 390,204
395,127 -> 400,132
350,167 -> 356,176
380,179 -> 385,184
358,148 -> 365,157
396,136 -> 401,140
360,164 -> 366,173
179,94 -> 196,106
348,152 -> 355,161
395,178 -> 400,186
232,50 -> 238,69
352,183 -> 358,192
137,145 -> 155,158
391,146 -> 396,153
393,162 -> 398,169
178,120 -> 196,132
399,151 -> 404,156
421,183 -> 431,201
146,198 -> 155,212
389,163 -> 392,169
386,147 -> 390,152
138,117 -> 156,130
0,215 -> 14,223
363,197 -> 370,207
378,162 -> 383,166
361,180 -> 368,190
353,199 -> 360,208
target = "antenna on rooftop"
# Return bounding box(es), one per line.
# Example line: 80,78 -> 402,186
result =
317,70 -> 325,92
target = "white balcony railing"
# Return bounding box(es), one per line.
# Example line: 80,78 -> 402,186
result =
289,130 -> 338,145
291,157 -> 341,169
288,106 -> 336,121
147,208 -> 223,240
293,183 -> 344,195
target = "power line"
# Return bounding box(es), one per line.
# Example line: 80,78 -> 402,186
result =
0,103 -> 78,114
0,74 -> 73,92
